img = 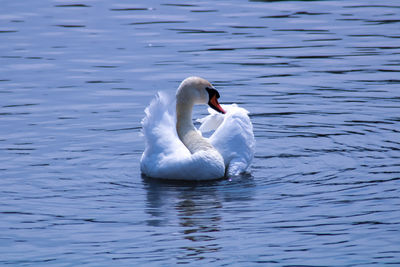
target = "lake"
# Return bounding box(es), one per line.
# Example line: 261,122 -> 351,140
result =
1,0 -> 399,266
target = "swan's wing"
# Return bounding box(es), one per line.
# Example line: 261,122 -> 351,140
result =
140,92 -> 191,177
201,104 -> 255,176
140,92 -> 224,180
197,112 -> 224,133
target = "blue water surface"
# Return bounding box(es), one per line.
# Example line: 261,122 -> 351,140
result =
1,0 -> 399,266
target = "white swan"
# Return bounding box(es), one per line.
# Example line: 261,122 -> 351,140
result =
140,77 -> 255,180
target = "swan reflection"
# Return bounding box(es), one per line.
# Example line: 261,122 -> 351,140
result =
143,176 -> 255,262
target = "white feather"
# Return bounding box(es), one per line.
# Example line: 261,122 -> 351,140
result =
141,92 -> 224,180
140,91 -> 255,179
202,104 -> 255,176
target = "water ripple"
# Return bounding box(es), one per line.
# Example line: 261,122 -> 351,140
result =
0,0 -> 400,266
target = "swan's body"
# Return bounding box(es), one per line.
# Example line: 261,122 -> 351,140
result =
140,77 -> 255,180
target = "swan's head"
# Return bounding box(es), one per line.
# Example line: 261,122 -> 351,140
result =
176,76 -> 226,114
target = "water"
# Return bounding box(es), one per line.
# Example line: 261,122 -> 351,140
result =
1,0 -> 399,265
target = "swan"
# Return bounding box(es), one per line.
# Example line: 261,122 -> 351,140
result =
140,76 -> 255,180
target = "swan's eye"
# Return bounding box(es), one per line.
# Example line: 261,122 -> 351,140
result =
206,87 -> 220,99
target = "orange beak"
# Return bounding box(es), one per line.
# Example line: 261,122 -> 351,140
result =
206,87 -> 226,114
209,94 -> 226,114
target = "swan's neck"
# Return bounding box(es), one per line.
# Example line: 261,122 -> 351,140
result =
176,102 -> 214,154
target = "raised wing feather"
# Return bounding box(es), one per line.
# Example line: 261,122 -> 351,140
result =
140,92 -> 191,178
140,92 -> 225,180
199,104 -> 255,176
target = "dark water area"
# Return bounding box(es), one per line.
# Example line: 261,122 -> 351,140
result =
1,0 -> 400,265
